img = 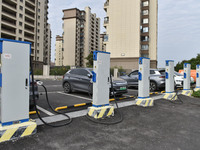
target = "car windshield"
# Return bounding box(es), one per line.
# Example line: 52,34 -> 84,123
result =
174,71 -> 183,76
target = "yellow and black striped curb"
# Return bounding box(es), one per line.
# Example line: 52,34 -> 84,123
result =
194,88 -> 200,92
0,120 -> 37,143
29,111 -> 40,115
135,98 -> 154,107
87,106 -> 114,119
55,96 -> 135,111
163,93 -> 177,100
181,90 -> 193,96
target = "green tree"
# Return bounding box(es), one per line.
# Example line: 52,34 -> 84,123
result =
85,52 -> 93,68
175,54 -> 200,71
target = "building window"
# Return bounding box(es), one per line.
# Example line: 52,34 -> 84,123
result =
37,43 -> 39,46
38,16 -> 40,19
143,18 -> 148,24
141,45 -> 149,50
19,22 -> 22,26
142,27 -> 149,33
142,10 -> 149,15
38,29 -> 40,33
20,0 -> 23,2
142,1 -> 149,7
38,36 -> 40,40
38,9 -> 40,12
38,22 -> 40,26
19,14 -> 23,18
38,2 -> 40,6
141,36 -> 149,41
141,54 -> 149,58
104,35 -> 109,42
18,38 -> 22,41
20,6 -> 23,10
19,29 -> 22,34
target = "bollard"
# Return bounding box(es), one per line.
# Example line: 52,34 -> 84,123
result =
135,57 -> 154,107
194,65 -> 200,92
163,60 -> 177,100
181,63 -> 193,96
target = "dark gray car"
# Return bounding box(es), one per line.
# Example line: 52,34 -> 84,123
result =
120,69 -> 165,91
62,68 -> 128,96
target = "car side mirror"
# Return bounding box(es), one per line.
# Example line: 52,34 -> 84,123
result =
87,74 -> 92,78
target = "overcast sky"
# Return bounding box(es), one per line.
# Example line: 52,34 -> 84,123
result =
48,0 -> 200,68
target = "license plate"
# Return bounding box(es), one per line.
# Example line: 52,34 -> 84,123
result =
120,87 -> 126,90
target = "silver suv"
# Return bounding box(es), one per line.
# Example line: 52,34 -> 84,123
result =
120,69 -> 165,91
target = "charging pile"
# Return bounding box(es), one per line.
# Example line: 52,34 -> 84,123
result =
86,51 -> 123,125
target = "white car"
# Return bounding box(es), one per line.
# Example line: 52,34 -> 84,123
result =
174,71 -> 194,87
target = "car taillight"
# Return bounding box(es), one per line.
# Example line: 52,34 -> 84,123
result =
159,76 -> 165,78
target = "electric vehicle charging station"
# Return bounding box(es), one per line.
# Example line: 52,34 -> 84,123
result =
163,60 -> 177,100
0,39 -> 37,143
135,57 -> 154,107
181,63 -> 193,96
87,51 -> 114,119
194,65 -> 200,91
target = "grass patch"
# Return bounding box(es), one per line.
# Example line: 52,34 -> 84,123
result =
192,91 -> 200,98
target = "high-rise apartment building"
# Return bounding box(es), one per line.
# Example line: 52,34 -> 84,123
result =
0,0 -> 51,68
100,33 -> 106,51
62,7 -> 100,67
103,0 -> 158,70
55,35 -> 63,66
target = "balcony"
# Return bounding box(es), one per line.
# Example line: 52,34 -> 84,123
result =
1,24 -> 16,35
2,6 -> 16,18
1,15 -> 16,27
2,0 -> 17,10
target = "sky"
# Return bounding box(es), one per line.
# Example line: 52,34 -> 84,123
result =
48,0 -> 200,68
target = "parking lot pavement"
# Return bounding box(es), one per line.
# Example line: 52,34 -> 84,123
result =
2,95 -> 200,150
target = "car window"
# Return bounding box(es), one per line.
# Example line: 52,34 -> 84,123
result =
69,69 -> 76,74
150,70 -> 155,74
159,70 -> 165,75
79,69 -> 90,76
130,71 -> 138,76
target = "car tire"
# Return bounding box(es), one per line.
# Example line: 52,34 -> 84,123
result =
63,82 -> 72,93
150,81 -> 157,92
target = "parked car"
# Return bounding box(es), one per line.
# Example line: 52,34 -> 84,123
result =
62,68 -> 128,96
159,70 -> 195,88
120,69 -> 165,91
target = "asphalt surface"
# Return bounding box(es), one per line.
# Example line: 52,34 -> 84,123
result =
1,79 -> 200,149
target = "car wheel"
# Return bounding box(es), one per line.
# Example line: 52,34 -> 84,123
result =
150,81 -> 157,92
63,82 -> 72,93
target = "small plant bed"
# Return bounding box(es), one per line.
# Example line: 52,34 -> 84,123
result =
192,91 -> 200,98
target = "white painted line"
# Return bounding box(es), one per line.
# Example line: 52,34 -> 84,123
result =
35,94 -> 165,126
36,105 -> 54,116
57,92 -> 92,101
39,91 -> 63,95
43,85 -> 62,87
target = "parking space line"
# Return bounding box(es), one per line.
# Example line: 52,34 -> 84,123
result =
42,85 -> 62,87
39,91 -> 63,95
36,105 -> 54,116
57,92 -> 92,101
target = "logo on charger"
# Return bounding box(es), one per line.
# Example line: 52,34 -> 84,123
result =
4,53 -> 12,59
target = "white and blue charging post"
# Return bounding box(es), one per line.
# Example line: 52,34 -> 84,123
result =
0,39 -> 37,143
181,63 -> 193,96
135,57 -> 154,107
194,65 -> 200,92
163,60 -> 177,100
87,51 -> 114,119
